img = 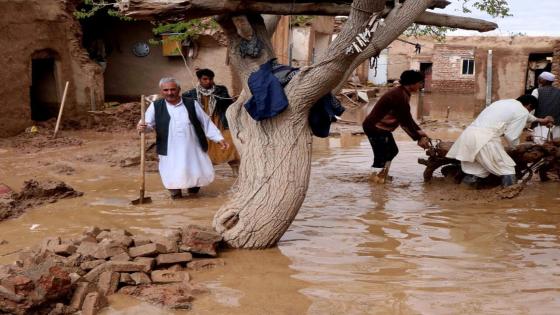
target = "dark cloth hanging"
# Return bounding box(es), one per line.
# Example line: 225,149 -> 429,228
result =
244,59 -> 290,121
308,94 -> 345,138
244,59 -> 345,137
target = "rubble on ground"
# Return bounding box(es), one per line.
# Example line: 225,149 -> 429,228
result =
88,102 -> 141,132
0,225 -> 224,314
0,130 -> 83,154
0,180 -> 83,221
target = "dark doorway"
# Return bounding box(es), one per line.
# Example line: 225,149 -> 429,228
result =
420,62 -> 433,92
526,53 -> 553,94
30,57 -> 59,121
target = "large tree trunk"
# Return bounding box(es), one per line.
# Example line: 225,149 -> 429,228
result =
213,1 -> 434,248
211,15 -> 313,248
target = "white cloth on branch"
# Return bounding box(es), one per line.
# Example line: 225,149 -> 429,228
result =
144,99 -> 224,189
446,99 -> 536,177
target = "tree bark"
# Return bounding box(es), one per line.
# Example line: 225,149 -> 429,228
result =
416,11 -> 497,32
211,15 -> 314,248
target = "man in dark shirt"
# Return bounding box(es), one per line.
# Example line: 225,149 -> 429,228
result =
531,71 -> 560,143
362,70 -> 430,183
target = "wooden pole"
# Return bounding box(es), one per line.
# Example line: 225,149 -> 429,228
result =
486,49 -> 493,107
53,81 -> 70,139
139,95 -> 146,203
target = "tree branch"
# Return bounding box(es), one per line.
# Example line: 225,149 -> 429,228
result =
416,11 -> 497,31
263,15 -> 281,37
118,0 -> 494,32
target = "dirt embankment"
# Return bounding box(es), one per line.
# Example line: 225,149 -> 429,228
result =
0,180 -> 83,222
88,102 -> 141,132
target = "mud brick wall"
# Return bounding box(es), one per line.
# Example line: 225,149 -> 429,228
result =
431,44 -> 476,94
552,40 -> 560,88
0,0 -> 103,137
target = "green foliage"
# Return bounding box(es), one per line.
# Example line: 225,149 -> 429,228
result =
406,0 -> 510,41
290,15 -> 314,26
405,25 -> 455,42
460,0 -> 511,17
74,0 -> 132,21
151,18 -> 219,44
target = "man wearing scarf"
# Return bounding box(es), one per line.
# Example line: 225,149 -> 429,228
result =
183,68 -> 240,175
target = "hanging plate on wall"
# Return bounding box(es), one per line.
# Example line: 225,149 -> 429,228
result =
132,41 -> 150,57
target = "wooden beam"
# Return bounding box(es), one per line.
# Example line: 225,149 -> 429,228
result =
118,0 -> 496,32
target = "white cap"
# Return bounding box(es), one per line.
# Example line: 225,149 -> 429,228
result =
539,71 -> 555,82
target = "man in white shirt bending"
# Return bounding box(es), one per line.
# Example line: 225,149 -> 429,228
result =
447,95 -> 553,187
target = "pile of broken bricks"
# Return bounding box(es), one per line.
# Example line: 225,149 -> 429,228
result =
0,224 -> 225,315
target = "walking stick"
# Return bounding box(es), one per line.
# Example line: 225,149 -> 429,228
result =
131,95 -> 152,205
53,81 -> 70,139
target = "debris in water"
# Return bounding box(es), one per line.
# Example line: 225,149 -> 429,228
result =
0,180 -> 83,222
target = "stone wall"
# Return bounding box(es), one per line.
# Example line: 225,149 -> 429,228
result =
0,0 -> 103,137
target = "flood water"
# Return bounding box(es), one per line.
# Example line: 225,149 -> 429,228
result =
1,111 -> 560,314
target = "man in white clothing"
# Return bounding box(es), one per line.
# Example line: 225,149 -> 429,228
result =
447,95 -> 553,187
137,78 -> 229,199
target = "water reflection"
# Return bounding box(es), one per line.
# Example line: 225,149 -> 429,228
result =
280,136 -> 560,314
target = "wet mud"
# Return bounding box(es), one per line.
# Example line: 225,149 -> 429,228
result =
0,132 -> 83,154
0,180 -> 83,221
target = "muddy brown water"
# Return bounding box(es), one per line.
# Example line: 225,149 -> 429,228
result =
1,128 -> 560,314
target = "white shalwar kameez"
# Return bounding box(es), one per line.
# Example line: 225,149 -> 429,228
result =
144,99 -> 224,189
446,99 -> 537,178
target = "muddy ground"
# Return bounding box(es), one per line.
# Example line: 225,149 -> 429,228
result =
1,98 -> 560,314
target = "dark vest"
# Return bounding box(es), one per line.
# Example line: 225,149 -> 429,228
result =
535,86 -> 560,123
154,97 -> 208,156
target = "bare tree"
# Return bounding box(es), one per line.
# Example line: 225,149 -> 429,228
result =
117,0 -> 499,248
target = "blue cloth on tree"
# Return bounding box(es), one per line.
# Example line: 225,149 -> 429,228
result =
244,59 -> 289,121
244,59 -> 345,137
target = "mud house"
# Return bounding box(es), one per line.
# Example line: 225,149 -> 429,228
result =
279,16 -> 334,67
385,36 -> 560,103
0,0 -> 103,137
0,4 -> 335,137
80,15 -> 233,102
96,15 -> 334,101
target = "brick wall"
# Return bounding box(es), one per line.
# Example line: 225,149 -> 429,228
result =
552,40 -> 560,88
431,44 -> 476,93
